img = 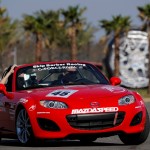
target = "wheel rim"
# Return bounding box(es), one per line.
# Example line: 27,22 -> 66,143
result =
16,109 -> 32,144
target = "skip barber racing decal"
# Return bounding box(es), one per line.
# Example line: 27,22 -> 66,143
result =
46,89 -> 78,98
71,107 -> 119,114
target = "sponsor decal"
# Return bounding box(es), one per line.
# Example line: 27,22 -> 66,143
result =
37,112 -> 50,114
140,100 -> 144,105
63,85 -> 86,88
46,89 -> 78,98
27,90 -> 33,93
71,107 -> 119,114
90,102 -> 100,107
19,98 -> 28,104
135,106 -> 142,109
33,63 -> 86,71
29,105 -> 36,111
101,86 -> 125,93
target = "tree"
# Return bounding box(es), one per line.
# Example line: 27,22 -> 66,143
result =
61,5 -> 86,60
137,4 -> 150,94
99,15 -> 131,76
0,2 -> 16,73
76,23 -> 96,60
22,12 -> 46,62
39,10 -> 66,61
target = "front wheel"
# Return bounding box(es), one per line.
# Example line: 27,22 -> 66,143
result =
16,108 -> 34,145
119,109 -> 150,145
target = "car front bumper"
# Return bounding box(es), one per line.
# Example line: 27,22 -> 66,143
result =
28,105 -> 146,139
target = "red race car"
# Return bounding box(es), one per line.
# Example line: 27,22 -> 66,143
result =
0,61 -> 149,145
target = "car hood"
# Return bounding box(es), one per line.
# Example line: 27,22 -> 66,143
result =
22,84 -> 128,100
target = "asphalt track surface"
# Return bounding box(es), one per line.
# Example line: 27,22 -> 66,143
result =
0,102 -> 150,150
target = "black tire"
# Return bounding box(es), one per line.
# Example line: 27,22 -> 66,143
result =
119,109 -> 150,145
16,108 -> 35,145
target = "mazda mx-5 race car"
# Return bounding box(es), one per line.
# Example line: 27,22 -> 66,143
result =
0,61 -> 149,145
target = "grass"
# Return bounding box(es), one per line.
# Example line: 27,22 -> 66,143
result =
128,88 -> 150,98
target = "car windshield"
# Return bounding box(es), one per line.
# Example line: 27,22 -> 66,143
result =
16,62 -> 109,90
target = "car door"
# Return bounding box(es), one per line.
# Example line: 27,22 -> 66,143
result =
0,93 -> 16,134
0,93 -> 6,130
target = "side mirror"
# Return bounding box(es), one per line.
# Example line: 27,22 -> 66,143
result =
0,84 -> 14,99
110,77 -> 121,86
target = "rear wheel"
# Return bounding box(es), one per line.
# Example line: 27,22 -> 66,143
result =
119,109 -> 150,145
16,108 -> 34,145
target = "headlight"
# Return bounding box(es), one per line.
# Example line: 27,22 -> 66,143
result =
40,100 -> 68,109
118,95 -> 135,105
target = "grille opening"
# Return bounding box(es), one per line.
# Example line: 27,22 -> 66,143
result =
130,111 -> 143,126
66,112 -> 125,130
37,118 -> 60,131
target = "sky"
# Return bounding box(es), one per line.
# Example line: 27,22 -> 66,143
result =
1,0 -> 150,42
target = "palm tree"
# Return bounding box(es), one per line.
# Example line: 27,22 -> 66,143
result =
137,4 -> 150,94
39,10 -> 66,61
61,5 -> 86,60
76,23 -> 96,60
22,12 -> 46,62
99,15 -> 131,76
0,3 -> 17,73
